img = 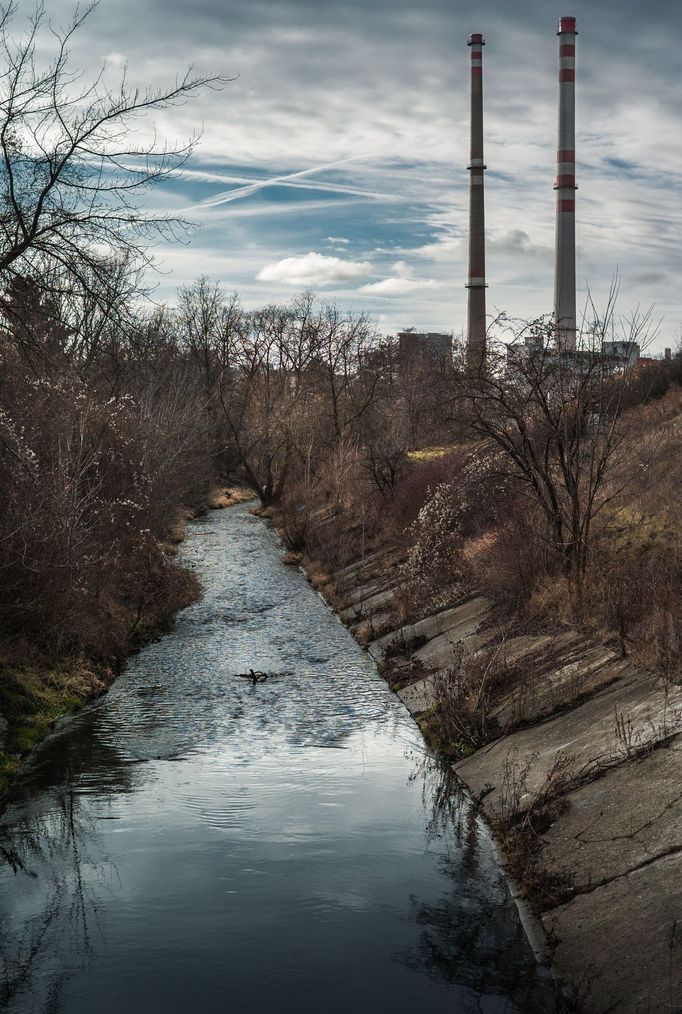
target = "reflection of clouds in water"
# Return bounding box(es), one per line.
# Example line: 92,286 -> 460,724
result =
74,506 -> 405,766
0,506 -> 558,1013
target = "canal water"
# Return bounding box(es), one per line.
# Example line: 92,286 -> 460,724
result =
0,505 -> 557,1013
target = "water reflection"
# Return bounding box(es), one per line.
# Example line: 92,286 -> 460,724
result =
399,756 -> 555,1010
0,506 -> 557,1013
0,782 -> 115,1011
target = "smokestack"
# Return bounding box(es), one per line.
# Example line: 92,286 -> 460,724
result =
466,32 -> 487,371
554,16 -> 578,351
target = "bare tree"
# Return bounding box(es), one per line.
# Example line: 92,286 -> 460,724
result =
312,300 -> 381,442
0,2 -> 223,296
460,290 -> 657,587
177,276 -> 243,472
0,252 -> 143,374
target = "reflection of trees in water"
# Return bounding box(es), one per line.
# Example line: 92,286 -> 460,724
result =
400,753 -> 558,1013
11,705 -> 138,804
0,765 -> 124,1012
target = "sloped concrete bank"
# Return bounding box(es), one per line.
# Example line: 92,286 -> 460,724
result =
301,544 -> 682,1014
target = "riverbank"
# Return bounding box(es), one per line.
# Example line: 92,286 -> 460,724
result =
0,499 -> 559,1014
296,539 -> 682,1013
0,486 -> 252,807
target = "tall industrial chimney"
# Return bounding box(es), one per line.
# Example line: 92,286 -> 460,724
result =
554,16 -> 578,350
466,32 -> 487,371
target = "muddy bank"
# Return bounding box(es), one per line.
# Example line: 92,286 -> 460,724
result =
300,543 -> 682,1013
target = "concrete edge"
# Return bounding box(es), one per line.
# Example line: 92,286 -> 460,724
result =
484,810 -> 554,966
294,541 -> 565,990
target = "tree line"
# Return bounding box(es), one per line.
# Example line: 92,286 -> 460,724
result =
1,0 -> 681,679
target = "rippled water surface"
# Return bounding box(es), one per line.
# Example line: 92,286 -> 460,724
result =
0,505 -> 557,1013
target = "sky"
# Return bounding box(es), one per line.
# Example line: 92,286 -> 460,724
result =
42,0 -> 682,348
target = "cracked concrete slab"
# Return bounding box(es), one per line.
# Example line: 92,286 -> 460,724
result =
455,673 -> 682,818
500,631 -> 581,666
396,675 -> 438,714
332,549 -> 399,588
367,595 -> 489,661
413,597 -> 491,669
540,735 -> 682,890
543,850 -> 682,1013
494,649 -> 636,729
339,585 -> 397,621
317,543 -> 682,1010
349,609 -> 395,641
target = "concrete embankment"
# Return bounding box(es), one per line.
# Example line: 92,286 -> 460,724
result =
305,545 -> 682,1014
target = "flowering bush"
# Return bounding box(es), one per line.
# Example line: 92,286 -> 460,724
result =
400,445 -> 514,609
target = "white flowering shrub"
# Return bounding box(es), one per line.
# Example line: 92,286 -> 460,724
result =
401,445 -> 514,609
404,481 -> 463,596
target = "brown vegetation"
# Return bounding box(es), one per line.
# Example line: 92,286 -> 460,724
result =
281,310 -> 682,683
0,7 -> 223,798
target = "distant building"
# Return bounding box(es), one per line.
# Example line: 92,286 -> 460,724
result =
603,341 -> 640,368
506,337 -> 641,377
397,331 -> 453,374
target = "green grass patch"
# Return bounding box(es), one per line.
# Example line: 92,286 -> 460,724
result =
0,654 -> 99,801
0,752 -> 19,797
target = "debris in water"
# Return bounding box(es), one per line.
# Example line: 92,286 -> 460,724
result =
236,669 -> 278,685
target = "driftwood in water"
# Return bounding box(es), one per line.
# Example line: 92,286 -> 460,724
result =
236,669 -> 274,685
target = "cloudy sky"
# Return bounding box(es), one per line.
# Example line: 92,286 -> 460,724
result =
53,0 -> 682,348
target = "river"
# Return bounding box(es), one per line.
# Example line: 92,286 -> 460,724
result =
0,504 -> 558,1013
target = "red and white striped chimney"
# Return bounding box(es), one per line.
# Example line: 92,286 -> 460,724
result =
466,32 -> 487,371
554,16 -> 578,350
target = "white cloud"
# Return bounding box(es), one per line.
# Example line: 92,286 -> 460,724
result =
359,259 -> 440,296
48,0 -> 682,350
360,276 -> 439,296
488,229 -> 552,259
326,236 -> 350,245
256,251 -> 372,286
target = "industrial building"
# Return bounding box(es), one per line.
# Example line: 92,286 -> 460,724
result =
397,331 -> 453,373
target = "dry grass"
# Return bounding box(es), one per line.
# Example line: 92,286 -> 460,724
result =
406,444 -> 457,462
353,618 -> 374,646
207,486 -> 254,509
165,508 -> 195,545
250,504 -> 275,519
300,558 -> 345,607
493,750 -> 577,910
421,645 -> 506,759
282,551 -> 303,566
303,560 -> 331,589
